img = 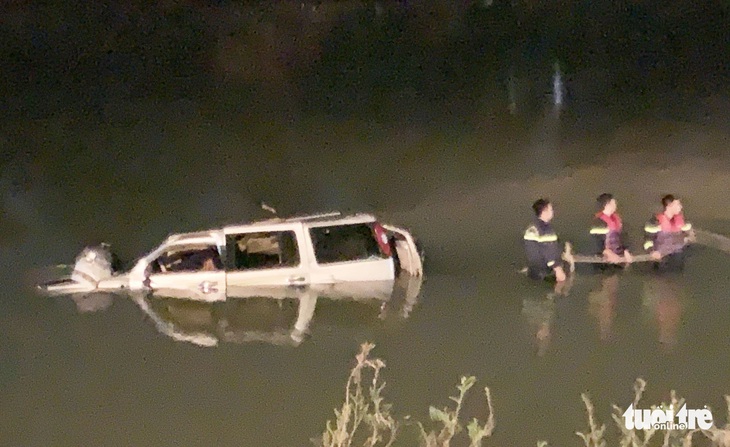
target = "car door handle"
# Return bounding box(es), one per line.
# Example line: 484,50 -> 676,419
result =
199,281 -> 219,293
288,276 -> 306,285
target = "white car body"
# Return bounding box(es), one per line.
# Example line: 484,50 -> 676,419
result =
38,212 -> 423,302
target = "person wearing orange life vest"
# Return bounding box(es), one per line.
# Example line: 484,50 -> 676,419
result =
643,195 -> 695,271
589,193 -> 633,266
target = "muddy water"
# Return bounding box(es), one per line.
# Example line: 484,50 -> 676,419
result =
3,6 -> 730,443
2,104 -> 730,447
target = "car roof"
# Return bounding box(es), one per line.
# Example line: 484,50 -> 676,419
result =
224,212 -> 378,233
165,212 -> 378,242
164,231 -> 221,246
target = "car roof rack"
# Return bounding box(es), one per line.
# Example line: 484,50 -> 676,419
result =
286,211 -> 342,222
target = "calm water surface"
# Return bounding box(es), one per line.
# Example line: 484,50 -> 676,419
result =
3,4 -> 730,445
3,116 -> 730,446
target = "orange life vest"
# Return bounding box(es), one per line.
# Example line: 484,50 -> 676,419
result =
656,212 -> 685,232
596,212 -> 622,231
653,212 -> 687,255
596,212 -> 623,254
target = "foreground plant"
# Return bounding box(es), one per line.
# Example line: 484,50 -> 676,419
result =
318,342 -> 398,447
316,343 -> 495,447
570,378 -> 730,447
318,344 -> 730,447
417,375 -> 495,447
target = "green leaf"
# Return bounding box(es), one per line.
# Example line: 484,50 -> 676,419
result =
467,418 -> 483,441
429,406 -> 450,423
459,376 -> 477,393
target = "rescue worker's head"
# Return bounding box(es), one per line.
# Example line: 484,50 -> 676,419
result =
662,194 -> 682,217
597,193 -> 616,215
532,198 -> 553,222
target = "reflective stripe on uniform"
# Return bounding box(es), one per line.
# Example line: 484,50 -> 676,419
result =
524,226 -> 538,240
547,260 -> 555,267
644,240 -> 654,250
589,227 -> 610,235
524,226 -> 558,243
681,223 -> 692,231
524,233 -> 558,242
644,224 -> 661,233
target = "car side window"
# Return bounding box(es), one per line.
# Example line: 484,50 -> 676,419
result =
226,231 -> 300,271
150,245 -> 223,274
309,223 -> 383,264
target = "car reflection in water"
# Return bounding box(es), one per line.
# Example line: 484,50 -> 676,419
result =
70,292 -> 115,313
29,263 -> 115,314
129,272 -> 423,348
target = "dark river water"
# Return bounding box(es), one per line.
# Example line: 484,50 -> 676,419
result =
2,2 -> 730,446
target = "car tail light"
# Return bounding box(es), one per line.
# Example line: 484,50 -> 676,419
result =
372,222 -> 392,257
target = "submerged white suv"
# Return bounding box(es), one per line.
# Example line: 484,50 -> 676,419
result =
39,211 -> 423,302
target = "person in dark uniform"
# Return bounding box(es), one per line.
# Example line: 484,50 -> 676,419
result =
643,194 -> 695,272
524,198 -> 567,282
589,193 -> 633,269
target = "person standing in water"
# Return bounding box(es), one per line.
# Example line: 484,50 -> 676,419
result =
643,194 -> 695,271
589,193 -> 633,266
524,198 -> 567,282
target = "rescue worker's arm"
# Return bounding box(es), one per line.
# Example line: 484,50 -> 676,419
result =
524,226 -> 558,265
545,246 -> 563,273
549,253 -> 566,282
540,233 -> 562,271
590,217 -> 621,262
524,226 -> 565,281
621,230 -> 633,263
537,229 -> 565,279
681,220 -> 695,243
524,226 -> 546,268
621,228 -> 632,253
589,217 -> 609,256
644,216 -> 662,259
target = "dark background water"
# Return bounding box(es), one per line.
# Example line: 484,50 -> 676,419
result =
2,1 -> 730,446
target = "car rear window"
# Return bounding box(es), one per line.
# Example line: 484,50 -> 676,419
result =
310,223 -> 386,264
